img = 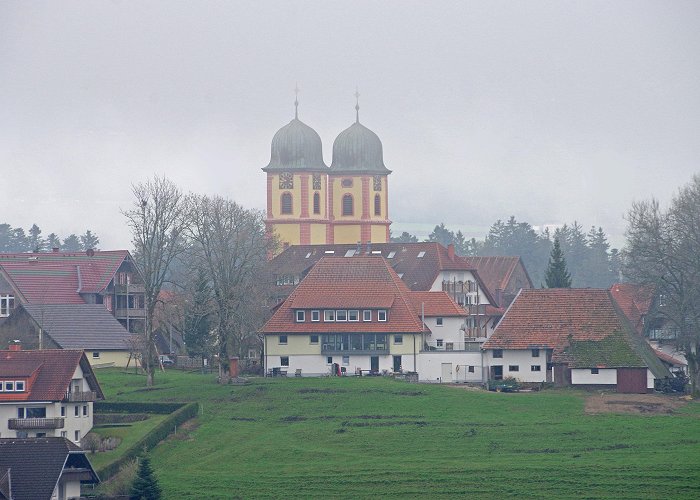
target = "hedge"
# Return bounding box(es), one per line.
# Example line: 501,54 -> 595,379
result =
95,401 -> 186,415
96,401 -> 199,481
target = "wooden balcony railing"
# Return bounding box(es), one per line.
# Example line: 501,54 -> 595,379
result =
63,390 -> 97,403
8,417 -> 65,430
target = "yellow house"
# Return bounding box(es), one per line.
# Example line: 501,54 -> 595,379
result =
263,101 -> 391,248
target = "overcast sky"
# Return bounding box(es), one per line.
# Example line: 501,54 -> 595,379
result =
1,1 -> 698,249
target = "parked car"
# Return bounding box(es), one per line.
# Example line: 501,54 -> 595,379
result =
159,355 -> 174,366
488,377 -> 520,392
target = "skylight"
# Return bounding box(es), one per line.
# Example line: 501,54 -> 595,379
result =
345,249 -> 356,257
305,252 -> 312,259
387,251 -> 396,259
324,250 -> 335,254
417,251 -> 426,258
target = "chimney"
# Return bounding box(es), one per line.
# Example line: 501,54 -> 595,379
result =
365,241 -> 372,255
447,243 -> 455,261
8,340 -> 21,351
356,241 -> 361,255
52,247 -> 59,253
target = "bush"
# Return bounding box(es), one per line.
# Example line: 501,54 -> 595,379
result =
95,402 -> 186,414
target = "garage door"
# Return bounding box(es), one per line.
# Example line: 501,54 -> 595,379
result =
617,368 -> 647,393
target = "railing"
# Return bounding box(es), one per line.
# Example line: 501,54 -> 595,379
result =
113,283 -> 145,293
8,417 -> 65,430
321,347 -> 390,355
648,328 -> 678,340
115,307 -> 146,318
422,340 -> 484,352
64,390 -> 97,402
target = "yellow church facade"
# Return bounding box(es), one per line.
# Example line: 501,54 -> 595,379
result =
263,103 -> 391,248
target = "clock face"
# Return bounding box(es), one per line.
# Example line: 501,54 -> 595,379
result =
279,172 -> 293,189
373,175 -> 382,191
312,174 -> 322,190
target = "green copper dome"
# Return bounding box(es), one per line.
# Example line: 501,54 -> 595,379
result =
330,121 -> 391,174
263,118 -> 329,172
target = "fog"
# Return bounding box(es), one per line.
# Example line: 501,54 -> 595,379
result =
1,1 -> 698,249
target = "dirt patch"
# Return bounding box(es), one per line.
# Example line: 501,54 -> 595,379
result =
584,393 -> 687,415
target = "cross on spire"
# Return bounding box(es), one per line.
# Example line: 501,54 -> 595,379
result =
354,87 -> 360,123
294,83 -> 300,119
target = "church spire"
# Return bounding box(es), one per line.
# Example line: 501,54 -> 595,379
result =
354,87 -> 360,123
294,83 -> 300,119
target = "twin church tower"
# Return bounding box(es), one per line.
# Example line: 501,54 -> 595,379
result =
263,96 -> 392,248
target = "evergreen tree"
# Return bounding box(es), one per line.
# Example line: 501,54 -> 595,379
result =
28,224 -> 45,252
46,233 -> 61,250
80,230 -> 100,250
183,268 -> 213,359
427,223 -> 456,247
10,228 -> 29,252
391,231 -> 418,243
545,238 -> 572,288
62,234 -> 82,251
0,224 -> 12,252
130,453 -> 162,500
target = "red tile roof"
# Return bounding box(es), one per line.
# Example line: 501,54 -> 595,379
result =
0,250 -> 131,304
609,283 -> 655,334
409,291 -> 467,317
463,256 -> 532,295
262,256 -> 428,334
0,349 -> 104,402
653,348 -> 686,367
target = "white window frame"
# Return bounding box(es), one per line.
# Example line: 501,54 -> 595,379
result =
0,294 -> 15,317
531,365 -> 541,372
436,317 -> 443,326
378,310 -> 387,322
92,351 -> 100,359
15,381 -> 24,392
280,356 -> 290,367
4,381 -> 14,392
279,335 -> 288,345
336,310 -> 348,322
509,365 -> 520,372
348,310 -> 359,322
311,310 -> 320,322
363,310 -> 372,322
342,355 -> 350,366
394,335 -> 403,345
296,310 -> 305,322
324,310 -> 335,322
310,335 -> 319,344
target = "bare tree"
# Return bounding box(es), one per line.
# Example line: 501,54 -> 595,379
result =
185,194 -> 276,382
123,176 -> 186,386
624,174 -> 700,394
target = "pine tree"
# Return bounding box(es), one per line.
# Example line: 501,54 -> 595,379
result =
545,238 -> 572,288
130,454 -> 162,500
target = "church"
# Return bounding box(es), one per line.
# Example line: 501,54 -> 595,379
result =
263,98 -> 392,247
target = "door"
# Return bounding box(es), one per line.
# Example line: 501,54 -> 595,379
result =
491,365 -> 503,381
441,363 -> 453,383
393,355 -> 402,372
370,356 -> 379,373
617,368 -> 647,393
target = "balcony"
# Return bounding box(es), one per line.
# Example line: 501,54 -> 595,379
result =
422,340 -> 483,352
114,283 -> 145,294
63,390 -> 97,403
115,307 -> 146,319
8,417 -> 65,430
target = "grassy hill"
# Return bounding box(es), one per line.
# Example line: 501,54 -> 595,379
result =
95,370 -> 700,499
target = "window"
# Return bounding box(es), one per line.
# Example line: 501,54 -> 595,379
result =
279,335 -> 288,345
342,355 -> 350,366
311,310 -> 320,322
4,381 -> 14,392
281,192 -> 293,214
374,194 -> 381,216
342,194 -> 353,216
509,365 -> 519,372
17,408 -> 24,418
387,251 -> 396,259
23,407 -> 46,418
61,431 -> 67,438
394,335 -> 403,344
341,178 -> 353,188
531,365 -> 541,372
348,310 -> 359,322
417,251 -> 426,258
324,310 -> 335,322
36,432 -> 46,438
296,310 -> 305,322
15,381 -> 24,392
313,192 -> 320,214
92,351 -> 100,359
61,406 -> 66,417
493,349 -> 503,359
531,348 -> 540,358
336,310 -> 348,322
363,310 -> 372,321
436,317 -> 443,326
280,356 -> 289,367
0,294 -> 15,317
377,310 -> 387,322
591,368 -> 599,374
83,405 -> 89,417
468,366 -> 475,373
74,406 -> 80,417
75,430 -> 80,442
310,335 -> 319,344
436,339 -> 444,348
326,356 -> 333,365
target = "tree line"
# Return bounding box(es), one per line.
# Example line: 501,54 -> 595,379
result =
0,223 -> 100,252
392,217 -> 621,288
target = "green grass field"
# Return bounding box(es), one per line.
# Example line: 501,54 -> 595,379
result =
95,369 -> 700,499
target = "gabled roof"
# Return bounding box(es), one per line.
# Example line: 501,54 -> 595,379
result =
21,304 -> 131,350
0,437 -> 99,500
267,242 -> 496,304
483,289 -> 670,377
0,349 -> 104,402
463,256 -> 533,294
609,283 -> 655,334
0,250 -> 133,304
409,291 -> 467,317
262,256 -> 427,334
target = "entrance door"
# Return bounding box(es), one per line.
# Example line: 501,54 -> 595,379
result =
491,365 -> 503,381
441,363 -> 453,383
393,355 -> 402,372
370,356 -> 379,373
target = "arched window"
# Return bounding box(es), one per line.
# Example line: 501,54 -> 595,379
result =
342,194 -> 353,216
281,192 -> 293,214
374,194 -> 381,216
313,192 -> 320,215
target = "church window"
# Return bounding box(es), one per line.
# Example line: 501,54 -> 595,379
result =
373,175 -> 382,191
341,178 -> 353,188
342,194 -> 353,216
279,172 -> 293,189
374,194 -> 381,216
281,193 -> 293,214
313,193 -> 320,214
312,174 -> 322,190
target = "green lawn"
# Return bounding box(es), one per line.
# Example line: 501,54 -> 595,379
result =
95,369 -> 700,499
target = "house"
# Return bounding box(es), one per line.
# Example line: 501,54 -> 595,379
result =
0,437 -> 99,500
0,346 -> 104,444
0,250 -> 146,334
462,256 -> 533,310
267,242 -> 501,336
261,256 -> 484,381
0,304 -> 134,367
482,289 -> 670,393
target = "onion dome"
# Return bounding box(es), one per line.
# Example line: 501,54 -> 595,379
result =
330,99 -> 391,174
263,102 -> 328,172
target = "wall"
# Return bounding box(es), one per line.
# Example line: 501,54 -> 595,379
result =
571,368 -> 617,385
417,351 -> 484,382
87,350 -> 132,368
484,349 -> 548,383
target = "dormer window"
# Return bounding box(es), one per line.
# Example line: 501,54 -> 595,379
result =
336,310 -> 348,322
311,310 -> 320,322
363,310 -> 372,321
15,381 -> 25,392
348,310 -> 359,322
378,310 -> 387,322
296,310 -> 305,322
324,310 -> 335,322
0,294 -> 14,317
4,381 -> 14,392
